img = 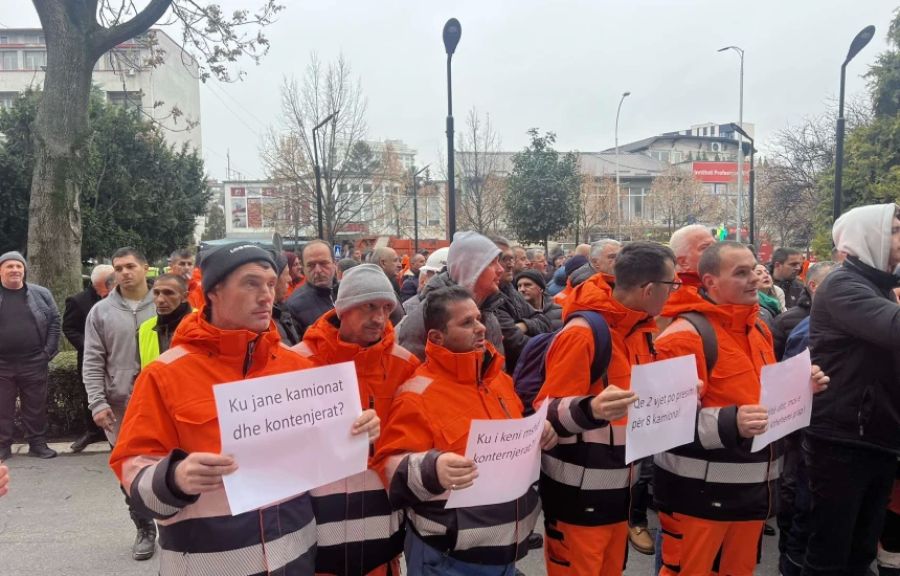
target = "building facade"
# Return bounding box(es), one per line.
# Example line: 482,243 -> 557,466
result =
0,28 -> 201,151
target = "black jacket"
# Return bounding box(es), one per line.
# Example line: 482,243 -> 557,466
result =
285,279 -> 339,340
273,303 -> 300,346
808,257 -> 900,454
399,274 -> 419,302
63,285 -> 102,373
496,281 -> 552,372
541,294 -> 563,331
774,277 -> 805,309
772,288 -> 811,360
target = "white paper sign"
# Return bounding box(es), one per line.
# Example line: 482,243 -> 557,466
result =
444,402 -> 548,509
213,361 -> 367,515
751,348 -> 813,453
626,354 -> 699,464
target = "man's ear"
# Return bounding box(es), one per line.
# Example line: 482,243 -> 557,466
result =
426,328 -> 444,346
701,272 -> 716,292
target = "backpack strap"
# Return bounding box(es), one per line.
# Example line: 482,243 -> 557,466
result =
678,312 -> 718,375
567,310 -> 612,384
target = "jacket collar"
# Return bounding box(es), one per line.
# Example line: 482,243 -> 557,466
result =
845,256 -> 900,291
564,273 -> 654,335
303,309 -> 395,364
109,286 -> 155,311
172,308 -> 282,370
423,340 -> 503,386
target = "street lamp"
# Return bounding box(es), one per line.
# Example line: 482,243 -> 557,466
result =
410,164 -> 430,253
614,91 -> 631,240
834,25 -> 876,221
730,123 -> 755,246
443,18 -> 461,240
312,110 -> 338,240
718,45 -> 744,243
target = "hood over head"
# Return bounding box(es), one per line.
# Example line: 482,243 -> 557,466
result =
833,203 -> 899,273
447,231 -> 500,291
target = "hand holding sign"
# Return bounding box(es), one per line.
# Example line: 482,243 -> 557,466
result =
751,349 -> 813,452
737,405 -> 769,438
591,385 -> 637,421
174,452 -> 239,495
437,453 -> 478,491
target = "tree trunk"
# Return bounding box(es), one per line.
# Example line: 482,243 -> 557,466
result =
27,4 -> 96,305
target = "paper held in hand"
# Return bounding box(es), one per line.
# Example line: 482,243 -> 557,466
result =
751,348 -> 813,453
625,354 -> 699,464
445,402 -> 548,509
213,361 -> 368,515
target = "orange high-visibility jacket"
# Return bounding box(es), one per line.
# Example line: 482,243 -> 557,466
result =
291,309 -> 419,575
109,311 -> 317,575
653,296 -> 779,521
537,273 -> 656,526
373,341 -> 540,566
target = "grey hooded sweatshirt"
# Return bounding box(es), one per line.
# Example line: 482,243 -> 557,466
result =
82,287 -> 155,441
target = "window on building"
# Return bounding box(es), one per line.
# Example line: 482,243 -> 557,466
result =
22,50 -> 46,70
702,127 -> 708,136
0,92 -> 17,109
0,36 -> 8,45
622,186 -> 651,222
0,51 -> 17,70
106,91 -> 143,109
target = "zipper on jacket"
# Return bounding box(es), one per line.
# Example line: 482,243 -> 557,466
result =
243,336 -> 260,377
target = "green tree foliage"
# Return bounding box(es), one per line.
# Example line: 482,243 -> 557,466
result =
504,129 -> 580,249
202,203 -> 227,241
0,90 -> 209,261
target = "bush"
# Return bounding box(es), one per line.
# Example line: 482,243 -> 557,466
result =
12,351 -> 88,441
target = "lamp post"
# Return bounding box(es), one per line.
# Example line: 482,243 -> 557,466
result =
410,164 -> 430,253
834,25 -> 876,221
312,110 -> 338,240
718,45 -> 744,242
614,91 -> 631,240
443,18 -> 461,240
730,123 -> 755,246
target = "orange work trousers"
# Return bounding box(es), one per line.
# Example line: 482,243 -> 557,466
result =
544,519 -> 628,576
659,512 -> 763,576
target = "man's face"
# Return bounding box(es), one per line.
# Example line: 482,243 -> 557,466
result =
275,266 -> 292,304
378,249 -> 401,276
352,249 -> 362,262
592,244 -> 620,276
410,254 -> 426,274
516,278 -> 542,308
530,252 -> 547,274
472,256 -> 503,301
512,247 -> 528,274
338,301 -> 393,346
303,244 -> 336,288
112,255 -> 148,292
419,269 -> 435,291
169,257 -> 194,281
678,230 -> 716,274
434,299 -> 486,354
497,246 -> 514,285
889,216 -> 900,271
703,247 -> 760,306
0,260 -> 24,290
774,254 -> 804,281
208,263 -> 276,332
152,278 -> 187,316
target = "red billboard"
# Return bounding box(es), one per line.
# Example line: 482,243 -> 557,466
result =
692,162 -> 750,184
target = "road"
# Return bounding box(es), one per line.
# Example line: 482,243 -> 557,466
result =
0,448 -> 780,575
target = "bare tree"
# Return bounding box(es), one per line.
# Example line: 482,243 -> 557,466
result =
650,165 -> 720,235
755,162 -> 816,251
571,173 -> 616,244
261,54 -> 383,242
456,108 -> 507,234
28,0 -> 279,303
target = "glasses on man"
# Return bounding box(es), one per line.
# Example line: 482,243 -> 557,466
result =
641,280 -> 682,292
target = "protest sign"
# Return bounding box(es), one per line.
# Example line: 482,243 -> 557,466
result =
213,361 -> 367,515
626,354 -> 699,464
445,402 -> 548,509
752,348 -> 813,453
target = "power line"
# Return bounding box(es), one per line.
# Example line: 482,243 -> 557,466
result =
203,81 -> 262,139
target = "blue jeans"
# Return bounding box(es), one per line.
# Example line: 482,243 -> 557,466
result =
404,530 -> 516,576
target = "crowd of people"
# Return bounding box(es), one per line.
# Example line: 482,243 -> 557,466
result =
0,201 -> 898,576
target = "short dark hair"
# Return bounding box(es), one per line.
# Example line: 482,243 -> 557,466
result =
153,273 -> 188,292
613,242 -> 676,290
111,247 -> 147,265
698,241 -> 749,278
489,235 -> 511,250
301,240 -> 333,265
772,247 -> 801,265
424,285 -> 474,333
337,258 -> 359,273
169,248 -> 193,262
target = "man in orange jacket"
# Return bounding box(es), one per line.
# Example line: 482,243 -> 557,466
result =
374,285 -> 557,574
537,241 -> 678,576
293,263 -> 420,576
653,241 -> 829,576
109,242 -> 380,576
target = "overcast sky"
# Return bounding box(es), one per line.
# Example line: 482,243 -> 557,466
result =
3,0 -> 898,180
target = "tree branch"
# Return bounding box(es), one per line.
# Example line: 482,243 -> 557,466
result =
93,0 -> 173,57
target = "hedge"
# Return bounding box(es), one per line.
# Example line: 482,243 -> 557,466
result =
12,351 -> 88,441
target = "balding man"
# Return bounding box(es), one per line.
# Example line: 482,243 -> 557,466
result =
658,225 -> 716,331
286,240 -> 339,339
64,264 -> 115,453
